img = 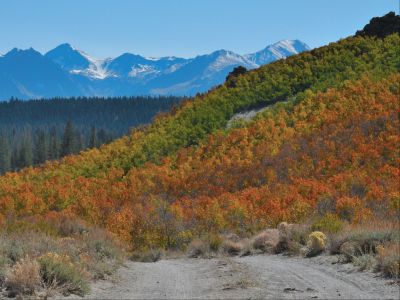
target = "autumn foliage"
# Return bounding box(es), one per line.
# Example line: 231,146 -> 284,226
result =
0,34 -> 399,251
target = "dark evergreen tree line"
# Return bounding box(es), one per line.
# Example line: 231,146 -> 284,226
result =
0,96 -> 184,173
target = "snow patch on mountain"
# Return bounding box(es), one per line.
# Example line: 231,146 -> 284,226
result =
164,63 -> 187,74
73,50 -> 111,79
129,64 -> 160,78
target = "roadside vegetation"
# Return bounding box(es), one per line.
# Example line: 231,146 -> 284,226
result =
182,219 -> 399,279
0,215 -> 125,298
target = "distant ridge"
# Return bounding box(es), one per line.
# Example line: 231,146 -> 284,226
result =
0,40 -> 310,100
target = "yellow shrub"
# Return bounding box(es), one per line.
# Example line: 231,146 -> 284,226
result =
307,231 -> 327,256
389,193 -> 400,217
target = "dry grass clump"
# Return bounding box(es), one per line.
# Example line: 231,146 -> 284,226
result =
50,215 -> 89,237
222,233 -> 240,243
376,243 -> 400,278
275,222 -> 310,255
338,241 -> 357,262
252,229 -> 279,253
186,234 -> 224,258
329,220 -> 398,254
328,220 -> 399,277
221,240 -> 243,256
239,238 -> 253,256
187,239 -> 208,258
5,257 -> 41,296
131,248 -> 164,262
186,234 -> 251,258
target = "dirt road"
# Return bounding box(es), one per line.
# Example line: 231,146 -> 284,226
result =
81,255 -> 399,299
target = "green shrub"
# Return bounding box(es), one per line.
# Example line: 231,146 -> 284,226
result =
0,232 -> 60,265
352,254 -> 376,271
207,234 -> 223,252
0,254 -> 7,284
7,240 -> 24,263
312,213 -> 343,234
347,230 -> 398,254
38,253 -> 90,296
85,260 -> 116,279
90,239 -> 119,260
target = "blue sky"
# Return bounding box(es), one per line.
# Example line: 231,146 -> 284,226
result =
0,0 -> 398,58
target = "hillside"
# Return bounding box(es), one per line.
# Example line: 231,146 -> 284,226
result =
0,30 -> 398,238
0,13 -> 399,297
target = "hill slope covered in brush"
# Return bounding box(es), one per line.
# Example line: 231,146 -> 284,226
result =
0,19 -> 399,249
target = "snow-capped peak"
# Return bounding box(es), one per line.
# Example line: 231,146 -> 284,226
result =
46,43 -> 112,79
245,39 -> 310,65
270,40 -> 309,54
207,50 -> 257,72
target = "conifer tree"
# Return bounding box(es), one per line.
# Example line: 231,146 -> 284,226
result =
17,137 -> 33,169
75,130 -> 83,153
48,126 -> 59,160
0,133 -> 10,173
34,129 -> 47,164
61,120 -> 76,156
89,126 -> 97,148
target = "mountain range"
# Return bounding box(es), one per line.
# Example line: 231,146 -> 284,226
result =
0,40 -> 309,100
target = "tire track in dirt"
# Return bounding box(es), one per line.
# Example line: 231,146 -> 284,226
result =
76,255 -> 399,299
